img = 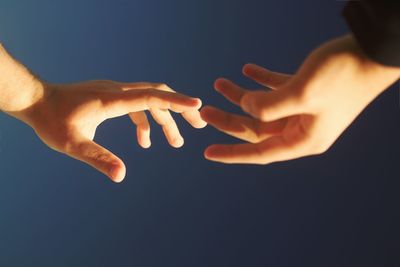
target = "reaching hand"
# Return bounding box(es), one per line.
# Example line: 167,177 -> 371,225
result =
201,35 -> 400,165
21,81 -> 206,182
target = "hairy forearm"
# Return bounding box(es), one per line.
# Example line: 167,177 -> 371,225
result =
0,43 -> 45,118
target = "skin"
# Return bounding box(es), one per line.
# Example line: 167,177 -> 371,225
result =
0,43 -> 206,182
1,34 -> 399,181
201,35 -> 400,164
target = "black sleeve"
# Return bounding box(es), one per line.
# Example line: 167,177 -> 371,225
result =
342,0 -> 400,67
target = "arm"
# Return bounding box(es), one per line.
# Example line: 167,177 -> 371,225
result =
0,43 -> 206,182
201,35 -> 400,164
0,43 -> 46,116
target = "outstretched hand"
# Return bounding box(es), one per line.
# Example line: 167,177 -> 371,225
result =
21,81 -> 206,182
201,35 -> 400,165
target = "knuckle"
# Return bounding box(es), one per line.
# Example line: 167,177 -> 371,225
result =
97,79 -> 116,85
261,161 -> 270,165
319,143 -> 331,154
241,92 -> 262,117
92,151 -> 109,163
139,121 -> 150,130
61,140 -> 76,154
144,90 -> 163,106
253,121 -> 265,142
160,119 -> 174,127
259,156 -> 272,165
142,89 -> 153,101
255,144 -> 267,159
282,89 -> 304,109
70,142 -> 109,163
146,88 -> 157,95
155,83 -> 169,90
258,108 -> 270,121
239,92 -> 249,107
144,92 -> 152,105
294,86 -> 316,110
309,142 -> 330,155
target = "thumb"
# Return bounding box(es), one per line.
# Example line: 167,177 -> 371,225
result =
240,90 -> 304,122
67,139 -> 126,183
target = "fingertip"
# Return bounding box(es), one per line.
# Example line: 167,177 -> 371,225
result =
200,106 -> 215,121
196,98 -> 203,106
140,140 -> 151,149
242,63 -> 255,75
137,129 -> 151,149
204,152 -> 209,160
171,137 -> 184,148
199,120 -> 208,128
191,98 -> 202,108
200,105 -> 213,113
214,78 -> 227,92
204,145 -> 217,159
193,120 -> 208,129
204,147 -> 211,159
204,146 -> 222,162
109,162 -> 126,183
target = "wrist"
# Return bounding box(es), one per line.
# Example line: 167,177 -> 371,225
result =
0,43 -> 51,123
329,35 -> 400,94
304,35 -> 400,97
10,80 -> 54,125
1,76 -> 48,120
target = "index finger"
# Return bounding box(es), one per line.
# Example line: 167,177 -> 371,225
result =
119,82 -> 207,128
214,78 -> 250,106
242,64 -> 292,89
102,89 -> 202,119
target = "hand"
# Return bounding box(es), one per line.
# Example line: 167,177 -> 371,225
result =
18,80 -> 206,182
201,35 -> 400,164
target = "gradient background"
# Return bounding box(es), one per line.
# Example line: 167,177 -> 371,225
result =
0,0 -> 399,266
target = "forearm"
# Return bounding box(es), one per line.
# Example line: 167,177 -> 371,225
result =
0,43 -> 46,119
340,35 -> 400,96
297,35 -> 400,105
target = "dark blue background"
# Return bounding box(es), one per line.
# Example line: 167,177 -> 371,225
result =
0,0 -> 399,266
